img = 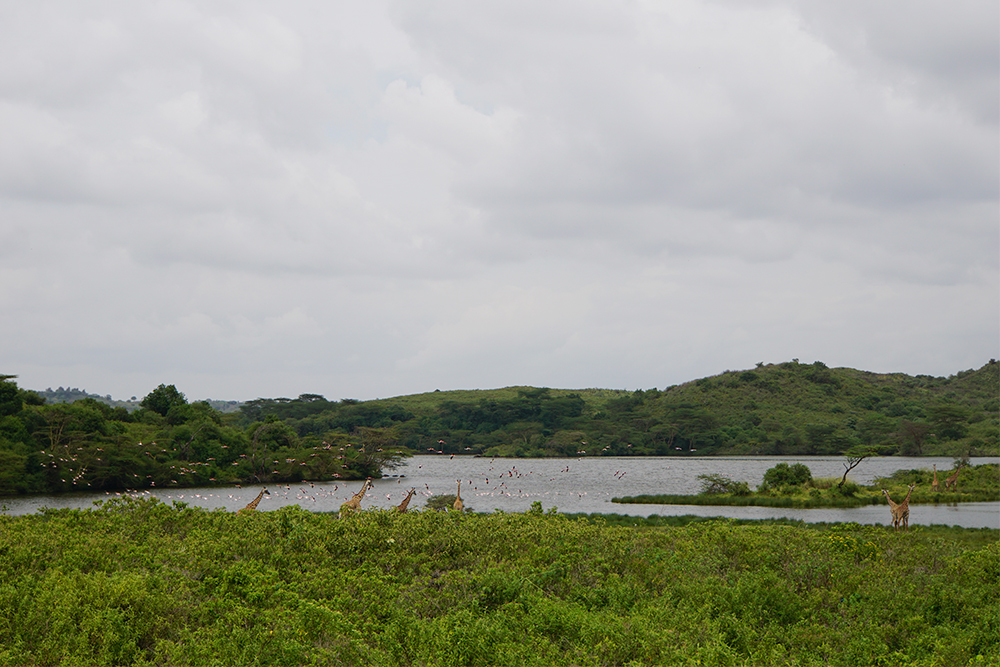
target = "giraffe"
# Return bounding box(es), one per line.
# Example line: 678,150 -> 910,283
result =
931,464 -> 939,492
339,478 -> 372,518
944,465 -> 962,491
396,488 -> 416,513
896,483 -> 916,531
882,484 -> 915,530
882,488 -> 900,529
452,480 -> 464,512
238,488 -> 269,513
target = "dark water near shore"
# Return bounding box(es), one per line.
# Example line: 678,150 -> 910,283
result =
3,456 -> 998,529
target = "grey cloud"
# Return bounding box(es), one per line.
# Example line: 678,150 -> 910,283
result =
794,0 -> 999,124
2,1 -> 995,400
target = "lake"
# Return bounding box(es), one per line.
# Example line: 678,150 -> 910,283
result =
2,455 -> 997,529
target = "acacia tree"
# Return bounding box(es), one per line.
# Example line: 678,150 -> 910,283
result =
839,446 -> 880,489
246,419 -> 295,482
898,420 -> 932,456
349,426 -> 408,478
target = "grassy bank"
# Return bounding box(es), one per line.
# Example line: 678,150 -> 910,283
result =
614,463 -> 1000,509
0,497 -> 997,666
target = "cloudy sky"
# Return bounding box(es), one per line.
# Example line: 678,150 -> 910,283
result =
2,0 -> 997,402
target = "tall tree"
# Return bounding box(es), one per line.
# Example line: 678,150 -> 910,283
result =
141,384 -> 187,417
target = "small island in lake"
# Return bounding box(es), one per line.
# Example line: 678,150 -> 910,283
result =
613,462 -> 1000,509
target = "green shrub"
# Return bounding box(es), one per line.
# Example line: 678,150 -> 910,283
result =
761,462 -> 812,490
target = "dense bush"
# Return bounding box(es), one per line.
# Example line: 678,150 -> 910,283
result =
0,498 -> 996,666
761,462 -> 813,490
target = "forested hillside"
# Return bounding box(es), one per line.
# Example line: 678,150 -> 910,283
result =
1,360 -> 996,497
246,360 -> 999,459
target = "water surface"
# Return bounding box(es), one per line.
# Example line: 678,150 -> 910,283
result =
3,455 -> 997,529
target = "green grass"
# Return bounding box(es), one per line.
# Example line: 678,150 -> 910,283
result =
0,497 -> 997,666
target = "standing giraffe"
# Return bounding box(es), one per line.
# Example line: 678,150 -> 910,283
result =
239,488 -> 269,513
944,465 -> 962,491
882,484 -> 915,530
339,478 -> 372,518
882,488 -> 900,529
396,488 -> 417,513
931,465 -> 939,492
896,483 -> 916,531
452,480 -> 464,512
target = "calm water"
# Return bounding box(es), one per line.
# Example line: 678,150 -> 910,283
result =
3,456 -> 998,529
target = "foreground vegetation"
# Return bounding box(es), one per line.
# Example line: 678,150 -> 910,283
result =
0,498 -> 996,666
615,463 -> 1000,509
1,359 -> 997,497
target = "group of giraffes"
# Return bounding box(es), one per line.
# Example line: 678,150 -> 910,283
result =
236,478 -> 466,517
881,464 -> 963,531
336,478 -> 464,517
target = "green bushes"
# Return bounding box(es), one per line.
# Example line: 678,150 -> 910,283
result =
760,462 -> 812,490
0,498 -> 996,666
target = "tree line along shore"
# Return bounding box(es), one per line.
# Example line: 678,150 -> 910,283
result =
1,360 -> 996,497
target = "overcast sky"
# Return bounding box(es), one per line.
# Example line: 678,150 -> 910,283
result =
2,0 -> 997,402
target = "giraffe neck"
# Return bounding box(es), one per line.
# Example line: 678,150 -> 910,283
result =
352,480 -> 370,501
241,489 -> 266,512
882,490 -> 898,510
398,488 -> 416,512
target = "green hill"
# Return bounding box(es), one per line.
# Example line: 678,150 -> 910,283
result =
245,360 -> 999,458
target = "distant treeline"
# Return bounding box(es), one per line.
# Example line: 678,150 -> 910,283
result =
33,386 -> 242,414
1,360 -> 997,496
